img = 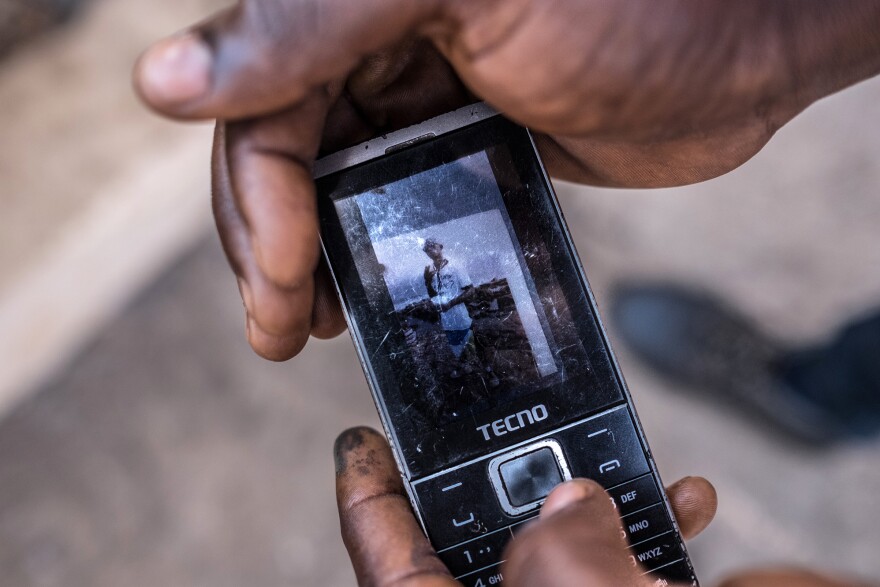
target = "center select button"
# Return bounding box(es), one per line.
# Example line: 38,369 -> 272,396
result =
489,439 -> 571,516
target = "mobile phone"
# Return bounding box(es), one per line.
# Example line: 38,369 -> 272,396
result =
315,103 -> 698,586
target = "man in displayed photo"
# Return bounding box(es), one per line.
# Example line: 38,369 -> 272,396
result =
421,237 -> 475,360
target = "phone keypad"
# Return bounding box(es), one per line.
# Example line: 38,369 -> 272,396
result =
412,405 -> 696,585
437,528 -> 513,577
649,559 -> 697,584
558,406 -> 650,486
608,473 -> 661,515
630,532 -> 686,573
622,503 -> 673,545
457,564 -> 504,587
414,462 -> 509,548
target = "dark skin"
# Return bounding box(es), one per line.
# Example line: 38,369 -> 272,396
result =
133,1 -> 880,584
133,0 -> 880,362
334,427 -> 873,587
334,426 -> 717,587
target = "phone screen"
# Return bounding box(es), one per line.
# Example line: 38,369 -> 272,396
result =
318,116 -> 623,478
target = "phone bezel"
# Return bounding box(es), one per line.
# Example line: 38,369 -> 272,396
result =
317,112 -> 627,478
314,103 -> 697,585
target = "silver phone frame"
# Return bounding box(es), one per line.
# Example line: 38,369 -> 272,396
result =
314,102 -> 698,585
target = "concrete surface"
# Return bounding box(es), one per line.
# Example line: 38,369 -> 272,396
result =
0,0 -> 218,418
0,0 -> 220,285
0,241 -> 375,587
1,5 -> 880,586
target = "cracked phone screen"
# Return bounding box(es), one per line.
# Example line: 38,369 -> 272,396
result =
337,151 -> 590,423
320,117 -> 622,476
341,151 -> 559,423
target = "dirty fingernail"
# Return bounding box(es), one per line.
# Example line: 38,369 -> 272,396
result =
138,32 -> 212,104
333,427 -> 380,474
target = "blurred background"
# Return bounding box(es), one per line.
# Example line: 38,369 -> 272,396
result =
1,0 -> 879,586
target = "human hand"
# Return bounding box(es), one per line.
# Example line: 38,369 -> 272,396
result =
133,0 -> 880,360
717,569 -> 876,587
334,426 -> 717,587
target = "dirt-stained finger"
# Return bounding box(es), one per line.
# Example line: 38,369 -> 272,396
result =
335,427 -> 456,587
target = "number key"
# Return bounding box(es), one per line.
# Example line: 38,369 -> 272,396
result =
438,528 -> 513,578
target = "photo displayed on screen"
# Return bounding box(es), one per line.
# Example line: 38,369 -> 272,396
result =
337,151 -> 575,423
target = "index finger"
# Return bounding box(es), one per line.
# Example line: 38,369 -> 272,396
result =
212,95 -> 337,360
335,427 -> 457,587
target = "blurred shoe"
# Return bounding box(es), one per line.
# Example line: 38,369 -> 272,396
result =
610,283 -> 863,445
0,0 -> 87,58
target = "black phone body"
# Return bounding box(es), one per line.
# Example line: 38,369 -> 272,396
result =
315,104 -> 698,586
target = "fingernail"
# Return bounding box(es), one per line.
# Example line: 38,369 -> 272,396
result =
139,32 -> 212,104
252,237 -> 302,289
251,239 -> 287,287
238,277 -> 255,338
237,277 -> 254,311
333,427 -> 376,474
541,480 -> 597,518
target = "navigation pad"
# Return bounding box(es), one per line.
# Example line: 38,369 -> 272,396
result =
489,440 -> 571,515
499,448 -> 563,506
414,405 -> 697,585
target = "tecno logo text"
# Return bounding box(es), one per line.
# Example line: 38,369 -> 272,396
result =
476,405 -> 548,440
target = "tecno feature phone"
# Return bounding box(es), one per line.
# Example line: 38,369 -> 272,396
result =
315,103 -> 698,586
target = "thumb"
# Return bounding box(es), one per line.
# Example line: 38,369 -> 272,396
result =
133,0 -> 446,120
503,479 -> 654,587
